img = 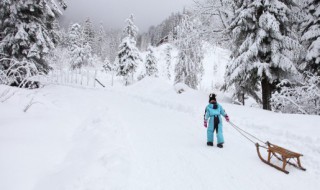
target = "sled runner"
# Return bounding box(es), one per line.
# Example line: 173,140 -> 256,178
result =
228,121 -> 306,174
256,142 -> 306,174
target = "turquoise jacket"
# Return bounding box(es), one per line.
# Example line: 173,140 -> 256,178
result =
205,103 -> 227,121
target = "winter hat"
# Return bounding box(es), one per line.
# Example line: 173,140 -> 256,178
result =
209,93 -> 216,102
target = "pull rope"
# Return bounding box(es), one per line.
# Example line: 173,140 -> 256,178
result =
228,121 -> 268,149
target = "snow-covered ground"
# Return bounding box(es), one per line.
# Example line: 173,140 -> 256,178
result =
1,77 -> 320,190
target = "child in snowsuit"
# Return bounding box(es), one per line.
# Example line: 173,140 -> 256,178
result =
204,93 -> 229,148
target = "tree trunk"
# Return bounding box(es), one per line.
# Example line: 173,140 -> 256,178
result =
261,77 -> 272,110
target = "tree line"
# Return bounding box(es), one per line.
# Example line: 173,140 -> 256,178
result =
0,0 -> 319,115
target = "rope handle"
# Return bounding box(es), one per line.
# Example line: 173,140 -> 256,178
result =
228,121 -> 268,147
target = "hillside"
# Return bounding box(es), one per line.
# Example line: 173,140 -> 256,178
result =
0,78 -> 319,190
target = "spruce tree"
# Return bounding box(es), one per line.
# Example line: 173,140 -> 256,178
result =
165,45 -> 172,80
96,23 -> 106,59
83,17 -> 95,52
115,15 -> 142,85
67,23 -> 92,69
225,0 -> 300,110
145,46 -> 158,77
300,0 -> 320,74
0,0 -> 66,86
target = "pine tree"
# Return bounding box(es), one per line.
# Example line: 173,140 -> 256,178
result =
83,17 -> 95,52
165,45 -> 173,80
175,14 -> 204,89
0,0 -> 66,87
115,14 -> 142,85
145,46 -> 158,77
224,0 -> 300,110
67,23 -> 92,69
300,0 -> 320,74
95,22 -> 107,59
123,14 -> 138,39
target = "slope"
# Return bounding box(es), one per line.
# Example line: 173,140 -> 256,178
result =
0,78 -> 319,190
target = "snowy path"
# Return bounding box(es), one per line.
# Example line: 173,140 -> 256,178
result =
1,81 -> 320,190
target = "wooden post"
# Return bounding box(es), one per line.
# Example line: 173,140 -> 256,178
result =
81,70 -> 83,85
282,156 -> 287,170
111,73 -> 114,86
87,70 -> 89,86
94,70 -> 97,87
75,69 -> 78,84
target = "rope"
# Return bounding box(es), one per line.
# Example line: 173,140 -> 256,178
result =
229,121 -> 266,144
228,121 -> 268,149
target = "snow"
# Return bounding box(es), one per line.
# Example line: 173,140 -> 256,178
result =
1,78 -> 320,190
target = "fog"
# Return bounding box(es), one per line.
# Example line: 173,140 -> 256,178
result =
60,0 -> 193,32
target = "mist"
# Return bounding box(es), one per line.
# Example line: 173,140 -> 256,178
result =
60,0 -> 193,32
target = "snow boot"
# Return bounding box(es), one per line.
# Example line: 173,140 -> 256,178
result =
217,143 -> 223,148
207,142 -> 213,146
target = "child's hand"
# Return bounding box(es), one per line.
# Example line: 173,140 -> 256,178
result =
225,115 -> 230,122
204,120 -> 207,128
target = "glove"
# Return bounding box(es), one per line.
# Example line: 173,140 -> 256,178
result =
204,120 -> 208,128
225,115 -> 230,122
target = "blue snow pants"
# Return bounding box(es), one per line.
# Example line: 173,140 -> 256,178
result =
207,116 -> 224,144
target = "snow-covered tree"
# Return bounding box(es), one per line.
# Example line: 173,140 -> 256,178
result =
141,12 -> 183,46
115,15 -> 142,85
145,46 -> 158,77
193,0 -> 235,46
300,0 -> 320,74
175,14 -> 204,89
103,57 -> 115,73
83,17 -> 95,52
224,0 -> 300,110
165,45 -> 173,80
67,23 -> 92,69
123,14 -> 138,39
95,23 -> 107,59
0,0 -> 66,87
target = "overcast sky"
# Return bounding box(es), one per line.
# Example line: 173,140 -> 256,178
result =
60,0 -> 194,32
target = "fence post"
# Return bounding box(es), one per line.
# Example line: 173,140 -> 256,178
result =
60,69 -> 62,84
87,70 -> 89,86
94,70 -> 97,87
74,70 -> 78,84
81,70 -> 83,85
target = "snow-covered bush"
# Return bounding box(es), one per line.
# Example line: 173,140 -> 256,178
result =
271,72 -> 320,115
0,58 -> 41,88
174,83 -> 191,94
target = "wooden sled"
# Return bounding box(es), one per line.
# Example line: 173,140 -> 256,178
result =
255,142 -> 306,174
